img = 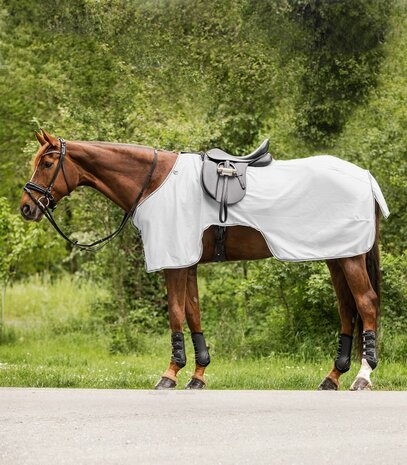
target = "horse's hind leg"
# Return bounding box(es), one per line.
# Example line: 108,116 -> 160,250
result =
184,265 -> 210,389
319,259 -> 357,390
339,255 -> 379,391
155,268 -> 189,390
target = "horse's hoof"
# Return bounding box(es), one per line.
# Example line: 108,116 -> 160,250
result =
350,377 -> 372,391
154,376 -> 177,390
318,377 -> 338,391
185,378 -> 206,390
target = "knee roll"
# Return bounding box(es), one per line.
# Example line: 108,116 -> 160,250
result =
191,332 -> 211,367
171,331 -> 186,368
334,333 -> 353,373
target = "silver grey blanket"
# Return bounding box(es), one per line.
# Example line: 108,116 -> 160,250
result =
133,154 -> 389,272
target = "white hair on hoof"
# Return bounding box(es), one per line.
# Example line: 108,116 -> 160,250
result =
350,359 -> 373,391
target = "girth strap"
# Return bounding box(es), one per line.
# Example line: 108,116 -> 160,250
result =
213,226 -> 227,262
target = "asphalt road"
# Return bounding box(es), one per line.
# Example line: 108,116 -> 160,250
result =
1,388 -> 406,465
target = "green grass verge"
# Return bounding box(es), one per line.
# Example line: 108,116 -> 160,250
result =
1,332 -> 406,390
1,275 -> 406,390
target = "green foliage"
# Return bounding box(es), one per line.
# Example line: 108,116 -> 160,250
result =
2,273 -> 109,336
0,196 -> 40,336
0,197 -> 33,285
381,251 -> 407,334
0,324 -> 16,344
289,0 -> 392,145
84,229 -> 168,354
335,2 -> 407,251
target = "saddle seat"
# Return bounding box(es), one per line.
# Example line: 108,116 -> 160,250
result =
206,139 -> 271,167
201,139 -> 272,223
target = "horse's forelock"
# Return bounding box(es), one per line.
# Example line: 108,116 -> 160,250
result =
31,143 -> 51,171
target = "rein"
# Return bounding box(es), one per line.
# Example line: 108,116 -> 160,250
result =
24,138 -> 158,251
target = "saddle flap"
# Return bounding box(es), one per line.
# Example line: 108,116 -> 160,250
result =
201,157 -> 248,205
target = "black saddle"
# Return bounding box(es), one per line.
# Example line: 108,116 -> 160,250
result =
201,139 -> 272,223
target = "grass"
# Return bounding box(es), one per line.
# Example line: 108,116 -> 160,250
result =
3,273 -> 109,329
1,333 -> 406,390
1,275 -> 406,390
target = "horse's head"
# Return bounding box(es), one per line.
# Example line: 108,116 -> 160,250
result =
20,129 -> 77,221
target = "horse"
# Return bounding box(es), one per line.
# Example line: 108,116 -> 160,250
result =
20,129 -> 382,391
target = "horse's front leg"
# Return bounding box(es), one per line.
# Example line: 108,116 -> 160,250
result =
155,268 -> 188,390
184,265 -> 210,389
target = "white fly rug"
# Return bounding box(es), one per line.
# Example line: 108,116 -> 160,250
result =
133,153 -> 389,272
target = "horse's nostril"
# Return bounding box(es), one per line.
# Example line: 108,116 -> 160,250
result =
22,204 -> 31,216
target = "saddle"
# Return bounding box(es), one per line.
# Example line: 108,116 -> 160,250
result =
201,139 -> 272,222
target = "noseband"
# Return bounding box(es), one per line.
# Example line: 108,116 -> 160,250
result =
23,138 -> 158,251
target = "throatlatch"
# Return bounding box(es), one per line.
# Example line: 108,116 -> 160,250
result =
362,330 -> 377,369
191,332 -> 211,367
334,333 -> 353,373
171,331 -> 187,368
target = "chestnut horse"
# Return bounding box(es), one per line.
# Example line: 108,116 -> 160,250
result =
20,129 -> 381,391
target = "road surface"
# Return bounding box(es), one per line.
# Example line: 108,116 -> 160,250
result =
1,388 -> 406,464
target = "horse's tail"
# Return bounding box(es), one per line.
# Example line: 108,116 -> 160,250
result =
356,202 -> 381,358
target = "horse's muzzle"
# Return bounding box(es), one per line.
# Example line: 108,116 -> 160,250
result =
20,201 -> 44,222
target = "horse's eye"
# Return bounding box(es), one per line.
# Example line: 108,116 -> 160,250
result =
44,161 -> 53,168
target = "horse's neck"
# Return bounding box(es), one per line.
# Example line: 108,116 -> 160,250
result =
67,141 -> 177,211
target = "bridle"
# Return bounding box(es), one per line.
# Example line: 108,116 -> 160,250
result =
23,138 -> 158,251
25,138 -> 69,212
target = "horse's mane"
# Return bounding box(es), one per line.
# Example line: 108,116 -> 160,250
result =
31,140 -> 154,170
73,140 -> 150,150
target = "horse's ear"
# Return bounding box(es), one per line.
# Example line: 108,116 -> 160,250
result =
34,130 -> 47,146
40,128 -> 58,146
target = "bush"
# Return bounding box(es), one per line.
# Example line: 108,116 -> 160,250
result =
381,251 -> 407,334
289,0 -> 392,144
0,323 -> 17,345
87,230 -> 168,354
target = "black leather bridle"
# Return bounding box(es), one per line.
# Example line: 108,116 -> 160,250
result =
25,138 -> 69,212
23,138 -> 158,251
